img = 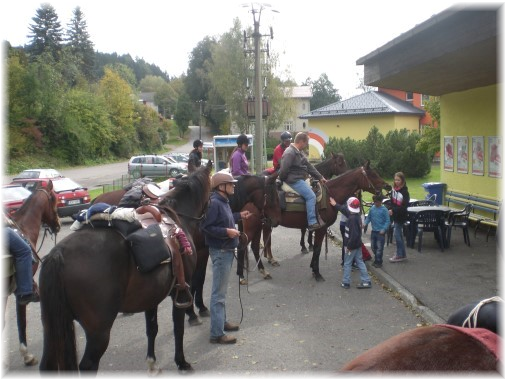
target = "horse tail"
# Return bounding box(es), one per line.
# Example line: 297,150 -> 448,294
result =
39,247 -> 78,371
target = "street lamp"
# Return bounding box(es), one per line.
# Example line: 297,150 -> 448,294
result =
243,2 -> 277,174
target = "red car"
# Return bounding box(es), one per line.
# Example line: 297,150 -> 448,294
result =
2,184 -> 32,216
11,177 -> 91,218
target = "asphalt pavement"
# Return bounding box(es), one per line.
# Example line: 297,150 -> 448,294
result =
328,220 -> 501,324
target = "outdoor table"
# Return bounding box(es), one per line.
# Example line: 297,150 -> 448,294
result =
406,206 -> 452,249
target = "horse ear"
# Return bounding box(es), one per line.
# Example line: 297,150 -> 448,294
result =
332,152 -> 337,158
364,160 -> 370,169
47,180 -> 53,191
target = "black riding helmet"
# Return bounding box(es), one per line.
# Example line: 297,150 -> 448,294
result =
280,131 -> 292,142
237,134 -> 249,146
193,139 -> 203,149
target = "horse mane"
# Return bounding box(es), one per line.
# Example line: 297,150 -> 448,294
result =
315,152 -> 347,179
228,175 -> 263,211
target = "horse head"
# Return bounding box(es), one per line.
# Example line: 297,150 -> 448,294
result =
41,180 -> 61,234
360,160 -> 391,195
330,153 -> 348,177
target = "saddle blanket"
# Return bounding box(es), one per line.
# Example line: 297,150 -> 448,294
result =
435,324 -> 501,361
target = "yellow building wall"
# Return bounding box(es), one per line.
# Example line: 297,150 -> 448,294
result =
440,84 -> 501,200
306,114 -> 420,159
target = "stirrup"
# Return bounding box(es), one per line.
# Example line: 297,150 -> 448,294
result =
174,283 -> 193,309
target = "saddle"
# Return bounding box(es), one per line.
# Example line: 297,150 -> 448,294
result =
277,179 -> 327,212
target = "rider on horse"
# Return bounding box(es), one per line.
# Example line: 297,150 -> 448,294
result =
4,214 -> 39,305
262,131 -> 292,175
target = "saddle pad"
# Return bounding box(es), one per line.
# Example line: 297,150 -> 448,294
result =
435,324 -> 501,361
283,186 -> 328,213
126,224 -> 170,273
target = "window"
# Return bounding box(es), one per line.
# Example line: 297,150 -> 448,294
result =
406,92 -> 413,101
284,121 -> 294,131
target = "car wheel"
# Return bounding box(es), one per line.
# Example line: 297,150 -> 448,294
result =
169,169 -> 180,177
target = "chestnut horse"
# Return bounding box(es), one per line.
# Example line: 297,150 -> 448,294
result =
38,162 -> 212,373
341,297 -> 502,372
236,153 -> 348,283
278,162 -> 389,281
4,181 -> 60,366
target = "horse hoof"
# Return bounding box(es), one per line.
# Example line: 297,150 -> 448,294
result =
312,272 -> 325,282
178,364 -> 195,376
259,269 -> 272,279
177,362 -> 194,372
308,245 -> 314,252
188,316 -> 203,326
268,258 -> 280,267
240,277 -> 248,285
23,355 -> 38,366
146,357 -> 161,376
301,248 -> 309,254
199,308 -> 210,317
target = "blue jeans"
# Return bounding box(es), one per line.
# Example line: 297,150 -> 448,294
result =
342,247 -> 370,285
209,247 -> 235,339
393,222 -> 406,258
289,180 -> 317,225
6,228 -> 33,296
371,231 -> 386,265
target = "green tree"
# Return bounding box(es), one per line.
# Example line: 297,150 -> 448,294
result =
174,92 -> 193,137
27,3 -> 63,61
134,103 -> 163,151
305,73 -> 341,110
66,6 -> 95,80
185,36 -> 216,112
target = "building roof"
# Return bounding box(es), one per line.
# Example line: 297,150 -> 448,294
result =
285,86 -> 312,99
356,4 -> 499,96
299,91 -> 425,119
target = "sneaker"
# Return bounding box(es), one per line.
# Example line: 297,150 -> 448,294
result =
224,322 -> 239,332
389,256 -> 407,263
16,293 -> 40,305
210,335 -> 237,344
307,223 -> 322,232
341,283 -> 350,289
372,262 -> 383,268
357,282 -> 372,289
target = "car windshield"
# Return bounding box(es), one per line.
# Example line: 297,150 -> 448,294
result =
3,186 -> 32,201
52,178 -> 84,192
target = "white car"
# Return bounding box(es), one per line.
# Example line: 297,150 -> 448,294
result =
13,168 -> 63,180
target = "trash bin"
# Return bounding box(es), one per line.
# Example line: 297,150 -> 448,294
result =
422,182 -> 446,205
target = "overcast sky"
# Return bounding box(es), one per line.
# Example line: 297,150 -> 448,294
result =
0,0 -> 490,99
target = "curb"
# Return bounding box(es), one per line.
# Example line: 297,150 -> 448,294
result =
327,225 -> 446,325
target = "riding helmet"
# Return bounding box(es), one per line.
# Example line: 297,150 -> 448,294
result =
211,172 -> 238,189
193,139 -> 203,148
236,134 -> 249,146
280,131 -> 292,142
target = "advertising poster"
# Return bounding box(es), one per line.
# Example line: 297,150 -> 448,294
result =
444,136 -> 454,171
456,136 -> 468,174
488,136 -> 501,178
472,136 -> 484,175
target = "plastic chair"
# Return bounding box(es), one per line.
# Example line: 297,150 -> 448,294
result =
414,209 -> 447,252
446,203 -> 472,247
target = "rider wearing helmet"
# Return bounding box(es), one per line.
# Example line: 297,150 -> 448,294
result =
188,139 -> 203,173
200,172 -> 251,345
229,134 -> 250,176
263,131 -> 292,175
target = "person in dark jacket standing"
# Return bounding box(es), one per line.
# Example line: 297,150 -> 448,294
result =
279,132 -> 327,231
388,172 -> 410,263
200,172 -> 251,344
188,139 -> 203,173
330,196 -> 372,289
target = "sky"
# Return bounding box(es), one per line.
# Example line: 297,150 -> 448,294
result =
0,0 -> 487,99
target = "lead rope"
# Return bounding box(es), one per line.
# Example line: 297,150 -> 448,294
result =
462,296 -> 503,328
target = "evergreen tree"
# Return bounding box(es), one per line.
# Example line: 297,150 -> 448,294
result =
305,73 -> 341,110
66,6 -> 95,80
27,3 -> 63,61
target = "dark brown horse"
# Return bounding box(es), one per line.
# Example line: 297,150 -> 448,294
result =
277,162 -> 390,281
340,324 -> 500,371
4,181 -> 60,366
185,171 -> 282,324
38,162 -> 212,373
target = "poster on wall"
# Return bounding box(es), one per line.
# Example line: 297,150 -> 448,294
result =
472,136 -> 484,175
488,136 -> 501,178
456,136 -> 468,174
444,136 -> 454,171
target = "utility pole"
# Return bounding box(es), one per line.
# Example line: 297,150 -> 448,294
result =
197,100 -> 204,140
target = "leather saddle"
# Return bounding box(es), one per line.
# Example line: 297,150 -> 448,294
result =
277,179 -> 326,212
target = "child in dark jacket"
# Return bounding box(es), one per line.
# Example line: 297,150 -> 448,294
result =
330,196 -> 372,289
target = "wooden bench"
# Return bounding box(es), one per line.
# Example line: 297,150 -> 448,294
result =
444,189 -> 501,241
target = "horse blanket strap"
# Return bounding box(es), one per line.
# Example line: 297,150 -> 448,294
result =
435,324 -> 501,361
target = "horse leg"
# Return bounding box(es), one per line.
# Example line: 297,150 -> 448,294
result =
300,228 -> 309,254
310,239 -> 325,282
251,226 -> 271,280
173,303 -> 192,371
308,231 -> 314,252
186,248 -> 208,325
144,308 -> 161,375
16,303 -> 37,366
263,225 -> 279,266
78,329 -> 111,372
0,297 -> 7,370
236,243 -> 248,285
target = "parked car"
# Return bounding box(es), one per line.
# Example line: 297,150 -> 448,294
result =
165,155 -> 188,172
11,177 -> 91,218
12,168 -> 63,180
165,152 -> 189,163
128,154 -> 187,178
2,185 -> 32,216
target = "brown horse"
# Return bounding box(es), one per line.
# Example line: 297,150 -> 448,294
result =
236,153 -> 349,283
4,181 -> 60,366
38,163 -> 212,373
277,162 -> 390,281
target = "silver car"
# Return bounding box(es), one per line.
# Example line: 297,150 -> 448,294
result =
128,154 -> 187,178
